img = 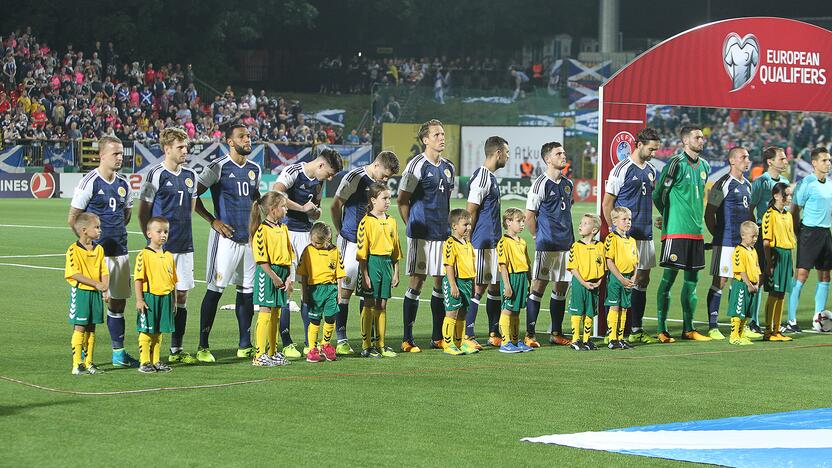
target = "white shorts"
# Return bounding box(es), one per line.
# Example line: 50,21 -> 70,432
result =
105,254 -> 131,300
475,248 -> 499,285
636,239 -> 657,271
206,230 -> 255,292
405,237 -> 445,277
709,245 -> 735,278
531,250 -> 572,282
337,235 -> 359,290
173,252 -> 194,291
289,230 -> 312,268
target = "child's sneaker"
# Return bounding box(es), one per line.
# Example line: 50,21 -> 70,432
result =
169,351 -> 198,364
583,341 -> 598,350
608,340 -> 623,350
269,353 -> 290,366
154,362 -> 172,373
321,343 -> 338,361
379,346 -> 397,357
570,341 -> 585,351
252,354 -> 276,367
71,364 -> 88,375
499,342 -> 521,353
282,343 -> 302,360
86,364 -> 103,374
443,344 -> 464,356
463,338 -> 483,351
306,347 -> 322,363
515,341 -> 534,353
138,362 -> 156,373
112,349 -> 139,368
459,341 -> 479,355
361,347 -> 381,358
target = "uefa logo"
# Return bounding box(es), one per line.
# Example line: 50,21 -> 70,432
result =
723,33 -> 760,92
609,131 -> 636,167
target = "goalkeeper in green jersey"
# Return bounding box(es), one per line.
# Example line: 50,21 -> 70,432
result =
652,125 -> 713,343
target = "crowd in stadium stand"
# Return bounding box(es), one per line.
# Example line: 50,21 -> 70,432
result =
648,107 -> 831,162
317,55 -> 513,94
0,28 -> 356,144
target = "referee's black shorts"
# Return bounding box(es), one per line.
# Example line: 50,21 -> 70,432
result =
660,237 -> 705,271
796,224 -> 832,271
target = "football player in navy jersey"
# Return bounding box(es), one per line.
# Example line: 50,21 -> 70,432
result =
398,119 -> 456,352
194,123 -> 262,363
602,127 -> 661,344
705,146 -> 754,340
68,135 -> 139,367
524,142 -> 574,347
330,151 -> 400,355
463,136 -> 509,349
138,127 -> 199,364
272,148 -> 343,359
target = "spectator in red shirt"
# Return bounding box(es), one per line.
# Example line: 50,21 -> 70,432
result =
144,63 -> 156,86
31,105 -> 48,128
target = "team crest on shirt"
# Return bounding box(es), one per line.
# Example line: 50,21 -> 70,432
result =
117,186 -> 127,197
647,172 -> 655,182
248,170 -> 256,180
329,261 -> 336,270
215,272 -> 223,281
185,178 -> 194,188
418,261 -> 426,269
670,254 -> 678,262
701,171 -> 707,180
444,169 -> 452,179
564,185 -> 571,194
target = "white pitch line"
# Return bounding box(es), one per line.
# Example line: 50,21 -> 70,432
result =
0,224 -> 143,235
0,249 -> 142,259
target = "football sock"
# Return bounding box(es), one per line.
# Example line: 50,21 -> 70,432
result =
486,293 -> 501,336
442,316 -> 455,348
375,308 -> 387,348
656,269 -> 678,333
499,313 -> 511,344
730,317 -> 741,341
279,305 -> 293,347
465,293 -> 482,339
336,299 -> 349,342
84,331 -> 96,367
526,291 -> 542,335
106,309 -> 125,349
431,288 -> 445,342
788,279 -> 803,323
138,332 -> 152,364
152,334 -> 162,364
255,312 -> 270,357
631,286 -> 646,331
707,285 -> 722,329
198,288 -> 223,348
510,313 -> 519,344
307,320 -> 321,350
71,330 -> 84,368
301,302 -> 311,346
773,297 -> 785,333
815,281 -> 829,313
618,310 -> 627,340
269,309 -> 280,355
402,288 -> 420,344
570,315 -> 582,342
171,306 -> 187,353
550,293 -> 566,335
765,297 -> 775,334
322,319 -> 335,345
607,308 -> 620,340
739,319 -> 747,338
583,316 -> 593,342
360,305 -> 373,350
454,314 -> 465,348
235,292 -> 254,349
681,270 -> 699,332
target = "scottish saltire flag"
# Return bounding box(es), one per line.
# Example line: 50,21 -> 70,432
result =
305,109 -> 345,127
44,143 -> 75,169
0,146 -> 25,173
524,408 -> 832,467
324,144 -> 372,172
266,144 -> 314,174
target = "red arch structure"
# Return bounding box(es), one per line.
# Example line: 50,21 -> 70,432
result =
595,17 -> 832,331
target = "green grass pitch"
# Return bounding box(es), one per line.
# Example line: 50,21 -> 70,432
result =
1,197 -> 830,466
